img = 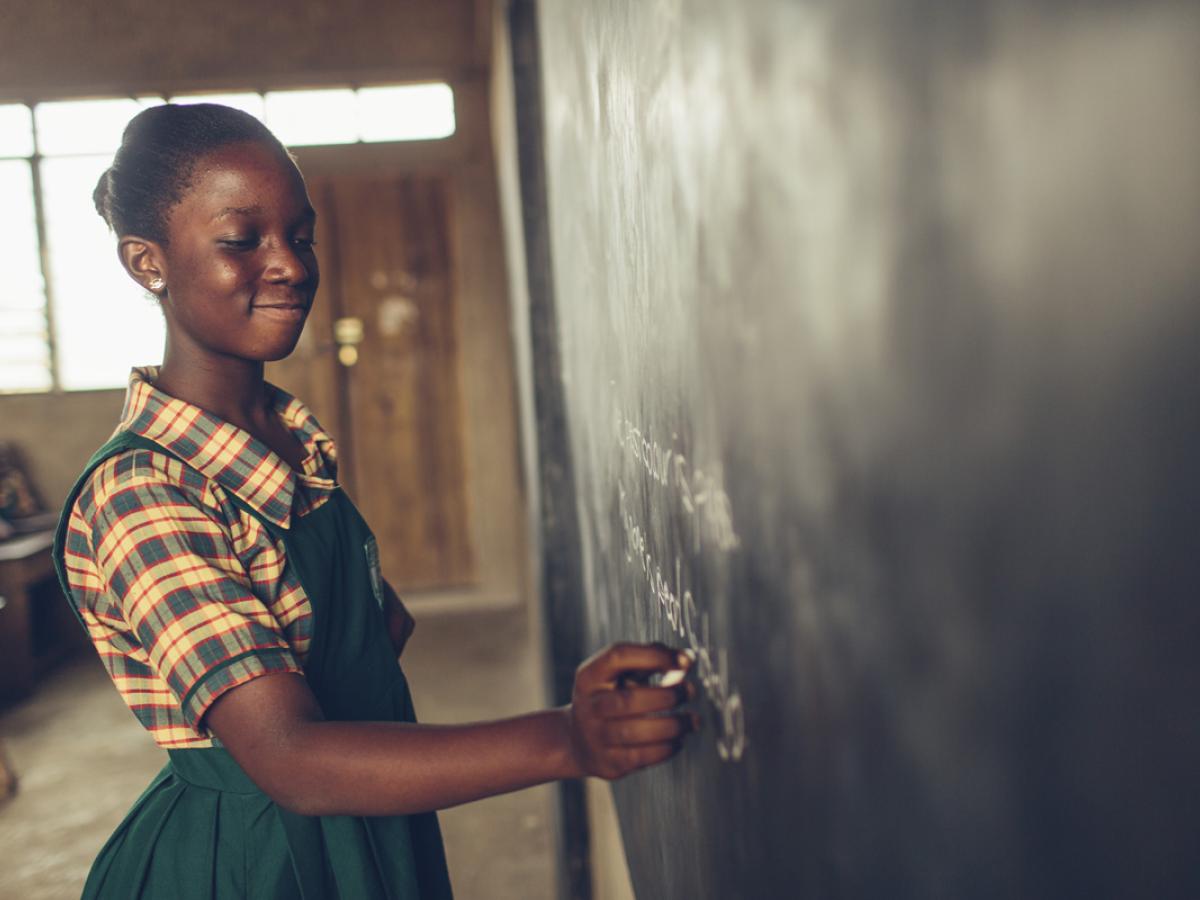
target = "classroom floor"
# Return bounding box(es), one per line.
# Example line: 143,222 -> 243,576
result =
0,604 -> 558,900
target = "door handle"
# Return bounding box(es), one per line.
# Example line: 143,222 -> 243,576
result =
334,316 -> 364,367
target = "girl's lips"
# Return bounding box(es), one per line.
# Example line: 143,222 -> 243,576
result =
253,304 -> 308,320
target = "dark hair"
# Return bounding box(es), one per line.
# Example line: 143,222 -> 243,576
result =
93,103 -> 289,244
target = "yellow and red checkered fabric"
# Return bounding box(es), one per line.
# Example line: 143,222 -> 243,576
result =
61,367 -> 338,748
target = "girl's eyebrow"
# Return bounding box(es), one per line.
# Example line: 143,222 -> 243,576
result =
211,205 -> 316,222
213,205 -> 262,221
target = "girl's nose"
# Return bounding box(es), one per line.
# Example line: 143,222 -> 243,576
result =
264,240 -> 313,285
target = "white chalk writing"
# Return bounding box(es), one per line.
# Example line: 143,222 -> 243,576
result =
618,483 -> 747,762
613,401 -> 741,555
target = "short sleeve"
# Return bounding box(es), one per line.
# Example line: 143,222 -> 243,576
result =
82,458 -> 304,731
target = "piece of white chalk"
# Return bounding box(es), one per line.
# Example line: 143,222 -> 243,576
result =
659,668 -> 687,687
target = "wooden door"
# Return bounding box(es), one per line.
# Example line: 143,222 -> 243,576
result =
269,173 -> 476,591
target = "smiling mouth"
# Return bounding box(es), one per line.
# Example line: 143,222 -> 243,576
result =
253,303 -> 309,319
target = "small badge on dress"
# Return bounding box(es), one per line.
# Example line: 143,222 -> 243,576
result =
364,535 -> 385,609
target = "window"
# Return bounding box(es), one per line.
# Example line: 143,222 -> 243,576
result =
0,157 -> 49,391
33,98 -> 169,391
1,83 -> 456,393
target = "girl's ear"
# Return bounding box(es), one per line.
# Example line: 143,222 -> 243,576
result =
118,236 -> 169,296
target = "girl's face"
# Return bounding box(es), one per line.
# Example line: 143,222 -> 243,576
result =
157,140 -> 319,363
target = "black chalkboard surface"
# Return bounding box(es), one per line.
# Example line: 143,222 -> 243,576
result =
520,2 -> 1200,898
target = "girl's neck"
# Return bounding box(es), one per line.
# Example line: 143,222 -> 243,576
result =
154,353 -> 275,434
154,334 -> 310,472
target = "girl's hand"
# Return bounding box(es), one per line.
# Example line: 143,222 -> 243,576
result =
566,642 -> 698,780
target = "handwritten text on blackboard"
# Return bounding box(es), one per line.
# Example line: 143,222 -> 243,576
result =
618,482 -> 747,762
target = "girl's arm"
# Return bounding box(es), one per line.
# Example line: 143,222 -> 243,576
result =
205,642 -> 696,817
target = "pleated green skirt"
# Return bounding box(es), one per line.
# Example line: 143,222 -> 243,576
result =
83,748 -> 452,900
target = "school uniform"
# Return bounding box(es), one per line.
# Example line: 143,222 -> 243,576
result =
53,367 -> 453,899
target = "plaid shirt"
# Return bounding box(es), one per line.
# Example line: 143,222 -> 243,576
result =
61,367 -> 339,748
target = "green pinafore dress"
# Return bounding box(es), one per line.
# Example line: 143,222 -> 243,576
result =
53,430 -> 454,900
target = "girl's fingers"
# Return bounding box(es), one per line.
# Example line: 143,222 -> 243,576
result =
602,712 -> 696,748
589,684 -> 692,718
577,642 -> 689,691
569,643 -> 699,780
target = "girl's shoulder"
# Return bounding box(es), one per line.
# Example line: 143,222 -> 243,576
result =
73,441 -> 224,531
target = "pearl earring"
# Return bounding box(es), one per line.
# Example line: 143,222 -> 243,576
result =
148,278 -> 165,292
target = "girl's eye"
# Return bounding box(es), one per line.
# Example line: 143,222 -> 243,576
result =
292,237 -> 317,250
219,237 -> 259,250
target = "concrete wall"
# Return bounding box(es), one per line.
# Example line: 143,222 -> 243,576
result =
0,0 -> 490,99
490,0 -> 536,543
0,390 -> 124,505
584,780 -> 635,900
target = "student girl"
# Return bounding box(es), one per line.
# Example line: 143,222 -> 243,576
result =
52,103 -> 696,900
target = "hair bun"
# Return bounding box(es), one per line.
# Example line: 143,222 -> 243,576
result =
93,167 -> 114,226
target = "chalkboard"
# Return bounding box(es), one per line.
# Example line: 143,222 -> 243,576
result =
518,2 -> 1200,898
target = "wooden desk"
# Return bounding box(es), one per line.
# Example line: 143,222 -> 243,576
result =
0,529 -> 83,704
